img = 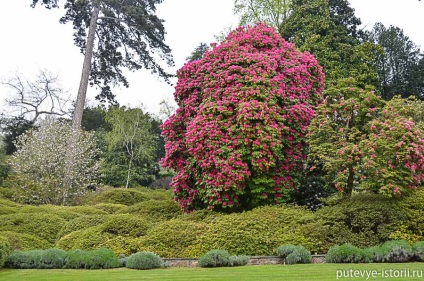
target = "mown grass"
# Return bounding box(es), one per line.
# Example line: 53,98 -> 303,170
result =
1,263 -> 424,281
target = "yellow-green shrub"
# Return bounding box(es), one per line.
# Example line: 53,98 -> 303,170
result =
93,203 -> 127,214
140,219 -> 209,258
84,188 -> 150,205
100,214 -> 151,237
0,235 -> 11,268
0,213 -> 66,243
57,215 -> 110,239
118,199 -> 181,221
196,206 -> 313,256
0,231 -> 51,251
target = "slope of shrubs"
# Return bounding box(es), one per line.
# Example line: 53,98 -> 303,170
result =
0,188 -> 424,257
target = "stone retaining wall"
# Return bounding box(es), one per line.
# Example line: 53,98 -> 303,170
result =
163,255 -> 326,267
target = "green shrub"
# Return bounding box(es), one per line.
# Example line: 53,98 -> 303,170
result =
229,255 -> 249,266
84,248 -> 120,269
5,249 -> 43,269
126,251 -> 162,270
196,206 -> 313,256
276,244 -> 297,259
325,244 -> 369,263
118,199 -> 181,221
198,250 -> 230,268
57,215 -> 110,239
55,227 -> 108,251
118,254 -> 127,267
18,205 -> 81,221
277,244 -> 311,264
0,236 -> 11,268
303,193 -> 405,253
413,241 -> 424,261
141,219 -> 209,258
93,203 -> 127,214
39,248 -> 67,269
373,240 -> 414,263
0,231 -> 51,251
64,248 -> 119,269
0,213 -> 66,243
85,188 -> 150,205
100,214 -> 150,237
286,246 -> 312,265
64,249 -> 87,269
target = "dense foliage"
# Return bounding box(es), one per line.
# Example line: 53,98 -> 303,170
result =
162,23 -> 324,211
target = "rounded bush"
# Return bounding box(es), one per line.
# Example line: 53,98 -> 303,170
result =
64,248 -> 119,269
86,188 -> 149,205
198,250 -> 230,268
325,244 -> 368,263
100,214 -> 150,237
126,251 -> 162,270
276,244 -> 297,258
229,255 -> 249,267
93,203 -> 127,214
39,248 -> 67,269
375,240 -> 414,263
5,249 -> 43,269
285,246 -> 312,265
413,241 -> 424,261
0,236 -> 11,268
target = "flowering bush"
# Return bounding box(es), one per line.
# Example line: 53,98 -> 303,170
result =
161,24 -> 324,211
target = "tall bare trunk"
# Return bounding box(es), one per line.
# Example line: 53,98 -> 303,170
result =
72,4 -> 100,129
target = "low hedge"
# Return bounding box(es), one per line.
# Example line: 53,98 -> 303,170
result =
325,243 -> 369,263
126,251 -> 162,270
64,248 -> 120,269
198,250 -> 230,268
277,244 -> 312,264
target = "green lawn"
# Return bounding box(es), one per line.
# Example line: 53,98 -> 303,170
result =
0,264 -> 423,281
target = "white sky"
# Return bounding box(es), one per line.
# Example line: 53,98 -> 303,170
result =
0,0 -> 423,116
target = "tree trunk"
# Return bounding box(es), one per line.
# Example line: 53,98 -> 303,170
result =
125,157 -> 133,189
72,4 -> 100,129
345,165 -> 354,197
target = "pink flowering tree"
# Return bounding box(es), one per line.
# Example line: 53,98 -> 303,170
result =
161,24 -> 324,212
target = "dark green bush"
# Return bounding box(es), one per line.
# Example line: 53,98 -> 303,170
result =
198,250 -> 230,268
126,252 -> 162,270
0,236 -> 11,268
277,244 -> 311,264
0,231 -> 51,251
373,240 -> 414,263
325,244 -> 369,263
229,255 -> 249,266
64,248 -> 119,269
413,241 -> 424,261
